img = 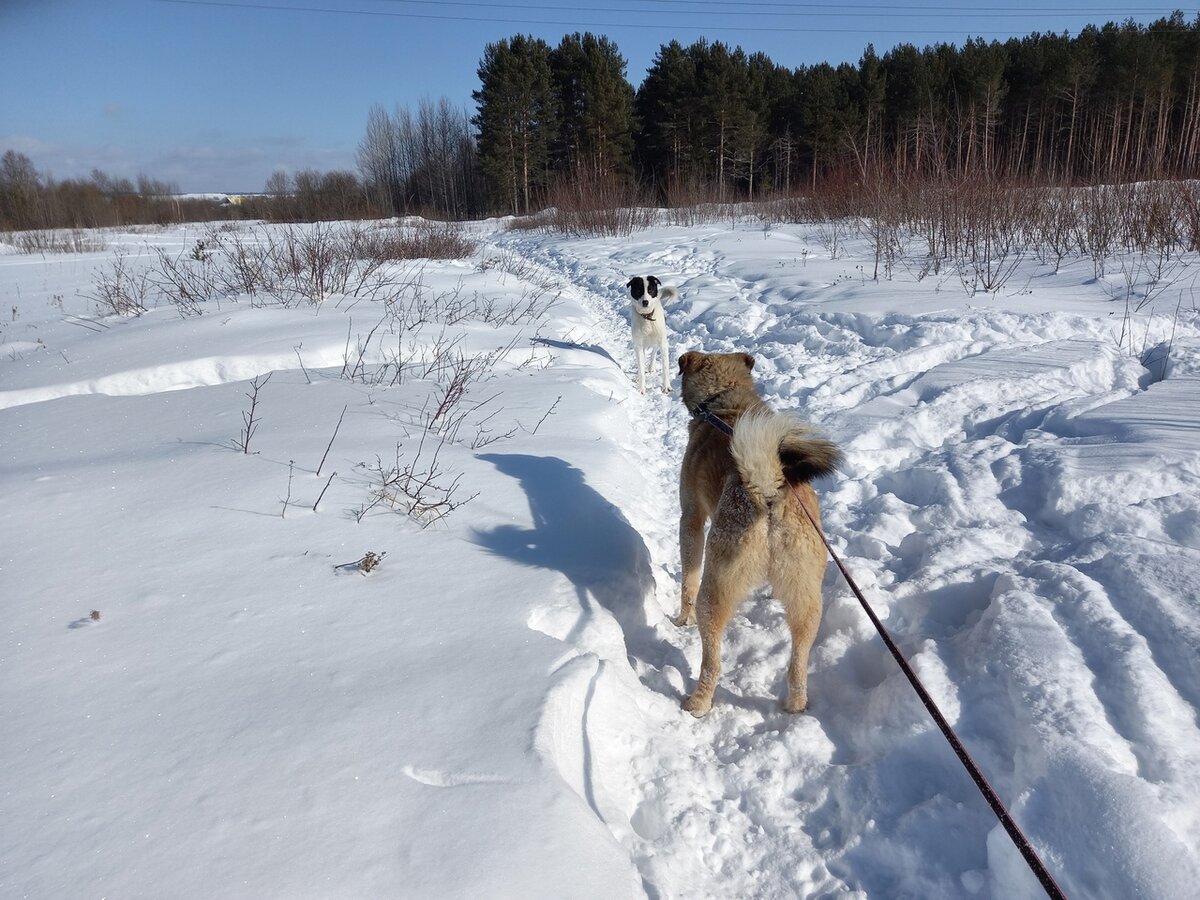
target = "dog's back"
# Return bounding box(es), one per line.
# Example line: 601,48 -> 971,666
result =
680,359 -> 838,536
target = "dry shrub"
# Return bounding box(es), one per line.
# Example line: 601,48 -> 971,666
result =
662,180 -> 729,226
358,551 -> 385,574
504,211 -> 554,232
356,430 -> 478,527
757,195 -> 813,225
86,249 -> 152,316
9,228 -> 108,254
1181,183 -> 1200,252
359,221 -> 479,260
756,174 -> 1199,292
540,170 -> 658,237
153,223 -> 423,310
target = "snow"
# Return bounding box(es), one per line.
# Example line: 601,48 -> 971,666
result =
2,213 -> 1199,899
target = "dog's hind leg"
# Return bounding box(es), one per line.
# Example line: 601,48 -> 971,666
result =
780,589 -> 821,713
771,532 -> 825,713
674,501 -> 705,626
683,529 -> 763,717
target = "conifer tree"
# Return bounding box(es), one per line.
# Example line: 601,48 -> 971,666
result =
473,35 -> 555,214
635,40 -> 700,196
550,33 -> 636,181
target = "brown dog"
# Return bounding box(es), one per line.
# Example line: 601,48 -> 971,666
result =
675,350 -> 842,716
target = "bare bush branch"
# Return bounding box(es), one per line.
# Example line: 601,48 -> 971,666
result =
313,471 -> 337,512
86,249 -> 151,316
316,405 -> 348,477
234,373 -> 272,454
355,431 -> 477,527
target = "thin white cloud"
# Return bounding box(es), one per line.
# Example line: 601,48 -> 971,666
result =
0,134 -> 356,193
149,143 -> 355,192
0,134 -> 58,157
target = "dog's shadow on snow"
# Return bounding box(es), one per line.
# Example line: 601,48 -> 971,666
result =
531,337 -> 619,368
472,453 -> 688,687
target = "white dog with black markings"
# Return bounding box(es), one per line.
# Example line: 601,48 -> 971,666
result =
626,275 -> 677,394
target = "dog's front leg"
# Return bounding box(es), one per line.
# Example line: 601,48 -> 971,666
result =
635,342 -> 647,393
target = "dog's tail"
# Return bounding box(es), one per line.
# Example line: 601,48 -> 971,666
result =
731,406 -> 841,510
659,285 -> 679,304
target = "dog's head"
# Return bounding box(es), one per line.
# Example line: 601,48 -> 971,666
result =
627,275 -> 661,311
678,350 -> 755,413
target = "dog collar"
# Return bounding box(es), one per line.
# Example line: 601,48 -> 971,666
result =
692,395 -> 735,436
637,310 -> 657,321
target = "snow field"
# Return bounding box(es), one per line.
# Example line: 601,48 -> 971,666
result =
2,216 -> 1199,898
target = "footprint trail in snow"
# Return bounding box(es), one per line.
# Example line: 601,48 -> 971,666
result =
487,222 -> 1200,900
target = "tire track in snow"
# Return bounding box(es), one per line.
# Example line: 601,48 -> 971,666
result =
495,222 -> 1200,898
826,329 -> 1200,895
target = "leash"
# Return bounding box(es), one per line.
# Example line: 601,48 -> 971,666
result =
692,402 -> 1069,900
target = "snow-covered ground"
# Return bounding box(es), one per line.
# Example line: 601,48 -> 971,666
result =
2,214 -> 1198,899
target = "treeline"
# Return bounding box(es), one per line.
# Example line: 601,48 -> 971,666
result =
356,97 -> 485,219
0,145 -> 389,231
0,150 -> 235,231
6,13 -> 1200,232
797,12 -> 1200,187
467,13 -> 1200,213
367,13 -> 1200,216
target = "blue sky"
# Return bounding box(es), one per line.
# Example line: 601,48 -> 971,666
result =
1,0 -> 1190,192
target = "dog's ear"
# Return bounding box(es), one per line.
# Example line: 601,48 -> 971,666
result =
646,275 -> 660,297
625,278 -> 636,288
679,351 -> 704,374
626,276 -> 644,299
740,352 -> 755,370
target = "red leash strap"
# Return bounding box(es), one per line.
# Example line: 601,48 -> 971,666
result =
790,488 -> 1068,900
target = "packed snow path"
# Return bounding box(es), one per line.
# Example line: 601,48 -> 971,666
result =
487,223 -> 1200,899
